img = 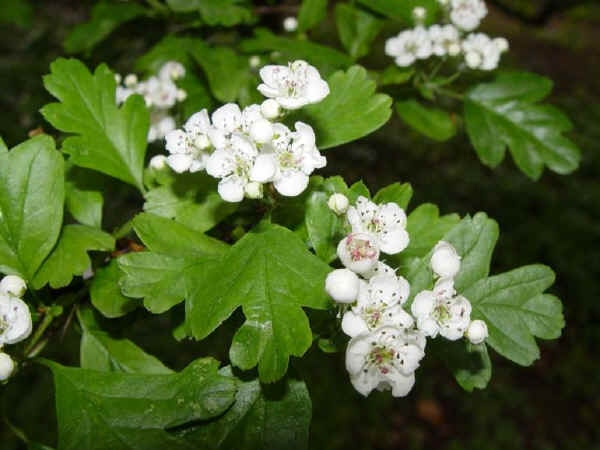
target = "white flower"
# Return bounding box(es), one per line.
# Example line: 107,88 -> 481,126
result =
149,155 -> 168,170
466,319 -> 488,344
411,278 -> 471,340
0,276 -> 26,298
124,73 -> 138,88
385,27 -> 433,67
283,16 -> 298,32
462,33 -> 508,71
429,24 -> 462,57
341,274 -> 412,337
450,0 -> 487,31
0,352 -> 14,381
148,113 -> 176,143
328,193 -> 349,215
270,122 -> 326,197
261,99 -> 281,119
347,196 -> 409,255
346,326 -> 426,397
258,61 -> 330,110
362,260 -> 396,280
165,109 -> 215,173
431,241 -> 461,278
325,269 -> 360,304
140,76 -> 179,109
250,118 -> 274,144
337,233 -> 380,275
159,61 -> 185,81
0,293 -> 32,346
209,103 -> 243,148
412,6 -> 427,24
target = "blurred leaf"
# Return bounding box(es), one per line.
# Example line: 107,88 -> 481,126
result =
187,223 -> 331,382
298,0 -> 328,32
179,368 -> 311,450
166,0 -> 255,26
356,0 -> 439,24
144,172 -> 237,233
379,65 -> 414,85
178,73 -> 215,118
118,213 -> 226,313
42,58 -> 149,191
63,1 -> 146,54
135,36 -> 195,74
297,65 -> 392,149
78,307 -> 173,374
397,99 -> 457,142
465,72 -> 581,179
335,3 -> 383,60
373,182 -> 413,209
90,260 -> 138,319
33,225 -> 115,289
0,0 -> 33,27
0,136 -> 64,282
240,29 -> 352,76
42,357 -> 236,450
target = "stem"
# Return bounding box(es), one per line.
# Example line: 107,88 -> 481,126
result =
3,416 -> 28,444
24,309 -> 56,357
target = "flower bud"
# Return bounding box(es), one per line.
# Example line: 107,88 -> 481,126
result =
328,193 -> 349,215
412,6 -> 427,24
337,233 -> 380,276
0,353 -> 14,381
431,241 -> 461,278
325,269 -> 360,304
249,55 -> 261,69
124,74 -> 138,87
466,320 -> 488,344
250,118 -> 274,144
0,275 -> 26,298
149,155 -> 168,171
283,16 -> 298,32
261,99 -> 281,120
176,89 -> 187,102
114,73 -> 122,84
245,182 -> 263,199
465,51 -> 482,69
493,37 -> 509,53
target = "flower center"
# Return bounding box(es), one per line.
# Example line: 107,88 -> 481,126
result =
346,236 -> 377,261
367,345 -> 396,374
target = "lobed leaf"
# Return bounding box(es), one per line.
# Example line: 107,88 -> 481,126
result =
396,99 -> 457,142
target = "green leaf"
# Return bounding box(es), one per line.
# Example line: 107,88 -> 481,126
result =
42,58 -> 149,191
187,223 -> 331,382
90,260 -> 138,319
119,213 -> 227,313
335,3 -> 383,60
166,0 -> 254,26
463,265 -> 564,366
379,65 -> 414,86
0,135 -> 64,281
465,72 -> 581,179
347,180 -> 370,201
356,0 -> 439,24
297,65 -> 392,149
179,369 -> 311,450
373,182 -> 413,209
298,0 -> 328,32
434,339 -> 492,392
42,357 -> 236,450
0,137 -> 7,152
401,204 -> 459,259
78,307 -> 173,374
0,0 -> 33,27
33,225 -> 115,289
240,29 -> 352,76
135,36 -> 195,75
63,1 -> 146,54
396,99 -> 457,142
144,172 -> 237,233
65,165 -> 104,228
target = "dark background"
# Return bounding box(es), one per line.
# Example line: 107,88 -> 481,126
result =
0,1 -> 598,449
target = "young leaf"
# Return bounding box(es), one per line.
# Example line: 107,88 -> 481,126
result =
372,182 -> 413,209
118,213 -> 227,314
356,0 -> 439,24
335,3 -> 383,60
298,0 -> 328,33
465,72 -> 581,179
396,99 -> 457,142
42,58 -> 149,192
179,368 -> 311,450
78,307 -> 173,374
144,173 -> 237,233
462,265 -> 564,366
90,260 -> 138,319
42,357 -> 236,450
296,65 -> 392,149
0,135 -> 64,281
33,225 -> 115,289
63,1 -> 146,54
166,0 -> 255,26
186,223 -> 331,382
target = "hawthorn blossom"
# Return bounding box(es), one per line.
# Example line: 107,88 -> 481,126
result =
385,27 -> 433,67
429,24 -> 462,57
337,232 -> 380,275
165,109 -> 213,173
431,241 -> 461,278
450,0 -> 487,31
0,352 -> 14,381
411,277 -> 472,340
0,276 -> 26,298
462,33 -> 508,71
347,196 -> 409,255
0,295 -> 32,346
258,60 -> 330,110
341,274 -> 412,337
346,326 -> 426,397
328,193 -> 349,215
325,269 -> 361,304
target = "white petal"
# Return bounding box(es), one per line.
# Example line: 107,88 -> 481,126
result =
350,368 -> 380,397
250,154 -> 277,183
273,170 -> 309,197
184,109 -> 211,136
305,79 -> 330,104
3,297 -> 32,344
341,311 -> 369,338
211,103 -> 241,133
165,129 -> 189,154
387,370 -> 415,398
411,291 -> 436,318
206,149 -> 234,178
208,128 -> 228,149
377,203 -> 407,229
433,277 -> 456,299
379,228 -> 409,255
419,317 -> 440,337
257,84 -> 281,99
277,96 -> 308,110
0,275 -> 26,297
0,353 -> 14,380
325,269 -> 360,304
166,154 -> 193,173
369,274 -> 405,307
383,305 -> 414,329
345,335 -> 371,375
218,177 -> 245,203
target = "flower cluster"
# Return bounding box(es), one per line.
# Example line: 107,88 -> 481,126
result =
0,275 -> 32,381
325,196 -> 488,397
385,1 -> 509,71
115,61 -> 187,143
162,60 -> 329,202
